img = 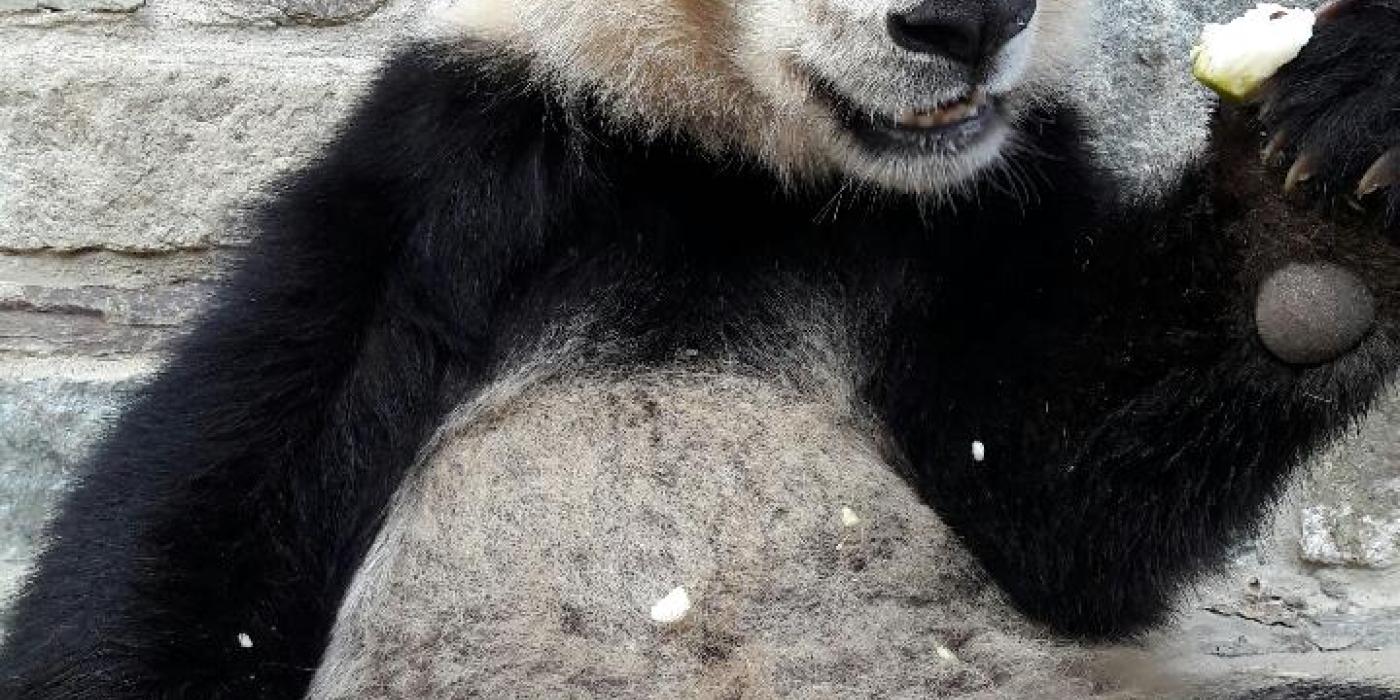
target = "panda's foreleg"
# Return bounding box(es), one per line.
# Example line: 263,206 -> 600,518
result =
876,3 -> 1400,641
876,159 -> 1398,644
0,46 -> 561,699
882,259 -> 1398,643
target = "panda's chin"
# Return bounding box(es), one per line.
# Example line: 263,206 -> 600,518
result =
828,121 -> 1013,195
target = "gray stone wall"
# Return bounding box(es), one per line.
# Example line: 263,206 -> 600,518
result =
0,0 -> 1396,687
0,0 -> 413,607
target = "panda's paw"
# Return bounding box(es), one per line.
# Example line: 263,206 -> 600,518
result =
1256,0 -> 1400,228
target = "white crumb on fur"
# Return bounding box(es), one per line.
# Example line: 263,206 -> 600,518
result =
649,586 -> 692,624
971,441 -> 986,462
936,644 -> 959,662
840,506 -> 862,528
237,632 -> 254,649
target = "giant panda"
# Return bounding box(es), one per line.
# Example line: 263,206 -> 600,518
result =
2,0 -> 1399,696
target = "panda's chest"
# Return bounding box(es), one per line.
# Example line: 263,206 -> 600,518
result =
306,368 -> 1109,699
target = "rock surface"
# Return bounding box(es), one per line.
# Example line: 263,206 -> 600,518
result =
153,0 -> 388,27
1303,399 -> 1400,568
0,0 -> 143,13
0,359 -> 150,605
0,34 -> 379,252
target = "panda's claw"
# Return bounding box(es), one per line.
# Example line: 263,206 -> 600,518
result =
1284,153 -> 1318,195
1261,131 -> 1289,166
1358,148 -> 1400,198
1315,0 -> 1361,23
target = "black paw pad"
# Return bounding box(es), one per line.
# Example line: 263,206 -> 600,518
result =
1255,263 -> 1376,365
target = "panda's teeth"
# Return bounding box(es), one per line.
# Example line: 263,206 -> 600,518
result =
934,102 -> 973,125
892,98 -> 982,129
894,109 -> 942,129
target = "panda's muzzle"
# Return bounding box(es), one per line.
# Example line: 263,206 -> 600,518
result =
800,0 -> 1034,159
810,77 -> 1003,157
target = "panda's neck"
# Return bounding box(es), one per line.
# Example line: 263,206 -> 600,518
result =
405,42 -> 1106,377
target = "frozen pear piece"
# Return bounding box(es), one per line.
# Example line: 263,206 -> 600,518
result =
1192,4 -> 1315,102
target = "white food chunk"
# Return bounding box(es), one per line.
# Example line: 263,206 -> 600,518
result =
1192,3 -> 1315,101
649,586 -> 693,624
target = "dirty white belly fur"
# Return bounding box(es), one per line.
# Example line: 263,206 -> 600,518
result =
308,369 -> 1134,698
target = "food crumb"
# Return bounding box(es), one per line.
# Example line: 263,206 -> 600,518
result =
650,586 -> 692,624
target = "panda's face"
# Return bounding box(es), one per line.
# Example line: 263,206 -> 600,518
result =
439,0 -> 1090,195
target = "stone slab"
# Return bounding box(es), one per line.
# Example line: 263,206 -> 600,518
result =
1302,395 -> 1400,569
0,359 -> 153,607
0,0 -> 142,13
153,0 -> 388,26
0,33 -> 383,252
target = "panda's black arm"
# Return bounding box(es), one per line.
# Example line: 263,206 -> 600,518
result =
876,3 -> 1400,640
0,46 -> 566,698
879,199 -> 1400,640
886,329 -> 1398,639
880,129 -> 1399,642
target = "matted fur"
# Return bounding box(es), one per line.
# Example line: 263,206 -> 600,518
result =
310,369 -> 1138,699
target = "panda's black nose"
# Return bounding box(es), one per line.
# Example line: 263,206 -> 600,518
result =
886,0 -> 1037,66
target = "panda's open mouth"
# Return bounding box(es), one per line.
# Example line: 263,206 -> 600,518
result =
808,77 -> 1002,157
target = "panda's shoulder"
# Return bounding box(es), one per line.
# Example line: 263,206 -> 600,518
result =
323,42 -> 558,172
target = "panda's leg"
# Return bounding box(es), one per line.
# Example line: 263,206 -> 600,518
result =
0,46 -> 562,699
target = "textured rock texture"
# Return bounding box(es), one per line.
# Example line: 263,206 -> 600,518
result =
0,0 -> 143,12
0,0 -> 1395,689
149,0 -> 388,27
0,360 -> 148,605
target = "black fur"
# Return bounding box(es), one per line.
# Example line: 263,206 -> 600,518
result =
1239,682 -> 1400,700
1,2 -> 1398,696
